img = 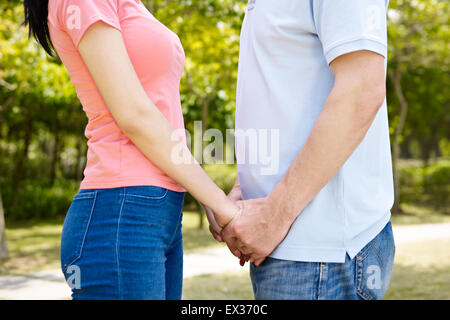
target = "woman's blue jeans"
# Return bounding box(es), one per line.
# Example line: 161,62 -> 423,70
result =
61,186 -> 185,300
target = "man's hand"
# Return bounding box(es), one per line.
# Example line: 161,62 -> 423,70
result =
222,196 -> 295,266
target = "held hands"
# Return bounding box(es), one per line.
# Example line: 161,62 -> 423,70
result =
204,182 -> 245,258
206,182 -> 294,267
222,197 -> 293,266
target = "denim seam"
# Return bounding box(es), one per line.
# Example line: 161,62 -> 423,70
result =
126,189 -> 169,200
63,191 -> 97,273
73,193 -> 96,201
116,189 -> 126,300
355,253 -> 375,300
167,207 -> 183,251
318,263 -> 325,300
357,239 -> 377,261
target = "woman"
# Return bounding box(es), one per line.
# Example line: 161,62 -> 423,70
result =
24,0 -> 241,300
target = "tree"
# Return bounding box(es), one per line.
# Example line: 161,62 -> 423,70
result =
387,0 -> 449,212
144,0 -> 245,227
0,192 -> 8,260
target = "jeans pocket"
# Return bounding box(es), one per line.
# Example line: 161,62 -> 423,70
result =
356,222 -> 395,300
60,191 -> 97,273
124,187 -> 169,206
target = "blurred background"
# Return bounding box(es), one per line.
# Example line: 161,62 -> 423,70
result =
0,0 -> 448,299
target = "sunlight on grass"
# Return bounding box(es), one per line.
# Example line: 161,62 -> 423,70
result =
384,239 -> 450,300
182,211 -> 225,253
182,238 -> 450,300
183,272 -> 253,300
1,207 -> 449,301
1,220 -> 63,275
0,211 -> 223,275
391,204 -> 450,226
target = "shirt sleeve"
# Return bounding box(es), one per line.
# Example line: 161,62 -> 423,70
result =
313,0 -> 388,64
57,0 -> 121,47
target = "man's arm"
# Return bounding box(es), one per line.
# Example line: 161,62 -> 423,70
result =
223,50 -> 386,263
271,50 -> 386,222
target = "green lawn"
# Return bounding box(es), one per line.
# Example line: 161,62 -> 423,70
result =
391,203 -> 450,225
183,238 -> 450,300
0,210 -> 220,275
1,206 -> 449,300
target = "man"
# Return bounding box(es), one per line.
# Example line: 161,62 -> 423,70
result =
221,0 -> 395,300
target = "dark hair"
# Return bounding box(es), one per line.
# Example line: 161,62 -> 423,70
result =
23,0 -> 54,56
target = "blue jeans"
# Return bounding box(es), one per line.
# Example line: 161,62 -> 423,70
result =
60,186 -> 185,300
250,221 -> 395,300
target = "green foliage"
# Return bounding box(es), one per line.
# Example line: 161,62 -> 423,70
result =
0,179 -> 77,220
146,0 -> 246,131
0,0 -> 448,221
204,164 -> 237,195
399,161 -> 450,213
423,163 -> 450,211
387,0 -> 450,161
184,164 -> 237,208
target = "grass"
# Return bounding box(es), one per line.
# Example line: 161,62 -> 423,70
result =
0,219 -> 63,275
1,205 -> 449,300
384,239 -> 450,300
391,203 -> 450,225
0,211 -> 221,275
182,211 -> 224,253
183,272 -> 254,300
182,238 -> 450,300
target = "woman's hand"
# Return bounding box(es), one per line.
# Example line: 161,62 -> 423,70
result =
204,205 -> 224,242
205,177 -> 243,241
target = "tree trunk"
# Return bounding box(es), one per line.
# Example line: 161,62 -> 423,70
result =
75,136 -> 84,182
11,119 -> 33,212
195,99 -> 211,229
50,125 -> 60,186
0,192 -> 9,260
420,132 -> 437,166
389,64 -> 409,213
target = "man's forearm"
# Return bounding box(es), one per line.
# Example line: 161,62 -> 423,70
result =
268,52 -> 386,222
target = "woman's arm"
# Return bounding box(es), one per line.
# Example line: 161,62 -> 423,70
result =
77,22 -> 239,227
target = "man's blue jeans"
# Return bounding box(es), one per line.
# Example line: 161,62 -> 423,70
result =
61,186 -> 185,300
250,221 -> 395,300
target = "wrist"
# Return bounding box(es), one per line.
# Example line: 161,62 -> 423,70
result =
214,192 -> 240,228
267,182 -> 301,225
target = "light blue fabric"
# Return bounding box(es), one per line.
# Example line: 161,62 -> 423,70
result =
250,221 -> 395,300
236,0 -> 393,263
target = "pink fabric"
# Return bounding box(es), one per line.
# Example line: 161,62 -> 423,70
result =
48,0 -> 186,191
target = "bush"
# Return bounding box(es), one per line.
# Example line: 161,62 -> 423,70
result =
399,160 -> 450,213
184,164 -> 237,209
399,165 -> 424,203
204,164 -> 238,195
0,179 -> 78,220
423,163 -> 450,212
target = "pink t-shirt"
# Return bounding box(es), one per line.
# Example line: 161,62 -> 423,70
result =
48,0 -> 186,192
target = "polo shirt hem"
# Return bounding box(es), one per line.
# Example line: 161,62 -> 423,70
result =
346,210 -> 391,259
270,246 -> 347,264
269,210 -> 392,264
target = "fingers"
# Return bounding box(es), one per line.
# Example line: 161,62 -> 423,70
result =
204,206 -> 222,234
209,225 -> 224,242
237,242 -> 252,255
213,232 -> 224,242
254,257 -> 266,266
224,237 -> 242,258
239,254 -> 250,266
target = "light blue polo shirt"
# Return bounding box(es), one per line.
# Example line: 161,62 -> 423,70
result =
235,0 -> 393,263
